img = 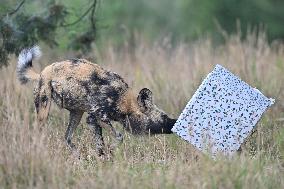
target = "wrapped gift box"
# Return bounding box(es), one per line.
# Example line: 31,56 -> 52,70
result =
172,65 -> 274,157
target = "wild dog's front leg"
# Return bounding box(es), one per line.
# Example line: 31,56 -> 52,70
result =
99,116 -> 123,143
65,110 -> 83,150
98,118 -> 123,155
86,114 -> 105,156
87,112 -> 123,154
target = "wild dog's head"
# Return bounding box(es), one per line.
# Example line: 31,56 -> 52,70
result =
122,88 -> 177,135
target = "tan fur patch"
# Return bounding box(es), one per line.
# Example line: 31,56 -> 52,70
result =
41,60 -> 106,81
26,69 -> 40,81
118,89 -> 141,115
40,65 -> 53,81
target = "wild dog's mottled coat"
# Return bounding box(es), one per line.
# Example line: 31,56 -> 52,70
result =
17,46 -> 176,155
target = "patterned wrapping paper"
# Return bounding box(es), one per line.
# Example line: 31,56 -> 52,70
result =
172,64 -> 274,157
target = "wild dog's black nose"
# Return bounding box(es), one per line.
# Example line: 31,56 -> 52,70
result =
169,118 -> 177,127
159,117 -> 177,134
165,118 -> 177,134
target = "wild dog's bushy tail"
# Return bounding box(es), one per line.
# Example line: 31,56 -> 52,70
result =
17,45 -> 41,84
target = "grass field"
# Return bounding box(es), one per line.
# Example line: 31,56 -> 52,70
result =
1,33 -> 284,188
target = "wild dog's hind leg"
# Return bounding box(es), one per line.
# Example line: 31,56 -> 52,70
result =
86,114 -> 105,156
65,110 -> 83,150
34,79 -> 52,126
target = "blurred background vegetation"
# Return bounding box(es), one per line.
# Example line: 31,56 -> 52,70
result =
1,0 -> 284,66
98,0 -> 284,44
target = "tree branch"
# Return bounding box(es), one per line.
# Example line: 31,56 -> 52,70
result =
60,0 -> 97,27
0,0 -> 26,19
90,0 -> 97,30
8,0 -> 26,16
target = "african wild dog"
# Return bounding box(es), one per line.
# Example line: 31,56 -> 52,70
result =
17,46 -> 177,155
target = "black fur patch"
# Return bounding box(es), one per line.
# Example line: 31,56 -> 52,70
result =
34,94 -> 40,113
91,72 -> 110,86
104,86 -> 120,101
79,80 -> 92,94
41,95 -> 48,107
86,113 -> 96,125
69,58 -> 81,64
34,78 -> 43,112
66,76 -> 73,81
38,78 -> 43,87
106,72 -> 123,81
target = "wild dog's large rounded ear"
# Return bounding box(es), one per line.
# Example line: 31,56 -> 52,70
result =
137,88 -> 154,112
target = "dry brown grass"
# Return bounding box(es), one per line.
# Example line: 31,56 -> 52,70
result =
1,33 -> 284,188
